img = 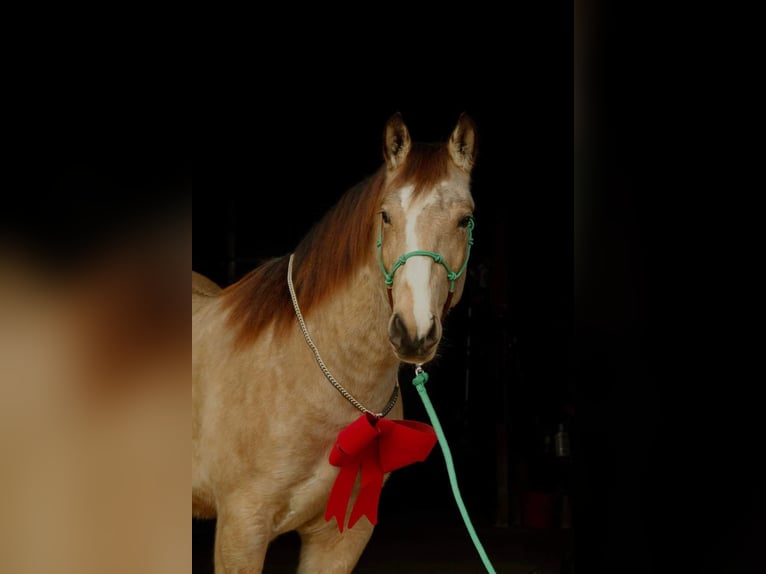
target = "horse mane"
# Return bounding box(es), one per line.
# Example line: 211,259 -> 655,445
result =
221,143 -> 453,350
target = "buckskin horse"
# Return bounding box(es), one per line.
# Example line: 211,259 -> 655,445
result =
193,112 -> 477,573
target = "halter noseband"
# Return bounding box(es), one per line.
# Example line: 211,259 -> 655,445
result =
376,217 -> 474,317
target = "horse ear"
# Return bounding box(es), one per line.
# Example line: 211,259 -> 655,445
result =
383,112 -> 411,170
448,113 -> 478,172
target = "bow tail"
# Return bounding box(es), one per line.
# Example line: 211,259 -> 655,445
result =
348,444 -> 384,529
324,463 -> 359,532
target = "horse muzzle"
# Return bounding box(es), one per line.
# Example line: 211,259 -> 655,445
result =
387,312 -> 441,364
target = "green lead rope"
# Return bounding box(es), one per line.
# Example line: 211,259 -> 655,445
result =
412,368 -> 497,574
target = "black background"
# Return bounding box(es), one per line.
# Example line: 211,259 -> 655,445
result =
4,3 -> 760,572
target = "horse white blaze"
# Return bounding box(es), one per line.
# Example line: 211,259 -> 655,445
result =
400,185 -> 438,339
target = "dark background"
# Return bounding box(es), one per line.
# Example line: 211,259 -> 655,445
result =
4,3 -> 759,573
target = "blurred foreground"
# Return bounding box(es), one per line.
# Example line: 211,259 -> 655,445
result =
0,168 -> 190,574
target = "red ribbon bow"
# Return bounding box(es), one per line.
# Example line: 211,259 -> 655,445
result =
324,412 -> 437,531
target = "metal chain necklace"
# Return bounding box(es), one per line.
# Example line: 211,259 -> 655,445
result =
287,254 -> 399,418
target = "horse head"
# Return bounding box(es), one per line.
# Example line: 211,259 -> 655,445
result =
377,113 -> 477,364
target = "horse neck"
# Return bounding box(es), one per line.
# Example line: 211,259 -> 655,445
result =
298,259 -> 400,408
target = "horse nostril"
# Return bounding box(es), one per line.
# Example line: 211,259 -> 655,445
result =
388,313 -> 405,348
424,318 -> 439,348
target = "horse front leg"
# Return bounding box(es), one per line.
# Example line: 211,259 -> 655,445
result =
214,500 -> 270,574
298,516 -> 374,574
297,514 -> 374,574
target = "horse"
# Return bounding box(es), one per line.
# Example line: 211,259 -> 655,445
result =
192,112 -> 478,573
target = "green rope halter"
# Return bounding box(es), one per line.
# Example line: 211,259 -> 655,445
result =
377,217 -> 474,293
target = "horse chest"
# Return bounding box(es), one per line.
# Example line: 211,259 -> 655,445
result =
268,455 -> 340,533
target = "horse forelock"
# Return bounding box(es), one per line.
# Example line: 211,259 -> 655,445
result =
390,142 -> 453,196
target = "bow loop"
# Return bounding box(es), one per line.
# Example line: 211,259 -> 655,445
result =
377,418 -> 438,472
328,412 -> 380,466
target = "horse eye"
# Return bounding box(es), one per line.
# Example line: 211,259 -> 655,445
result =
458,215 -> 473,228
381,211 -> 391,225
